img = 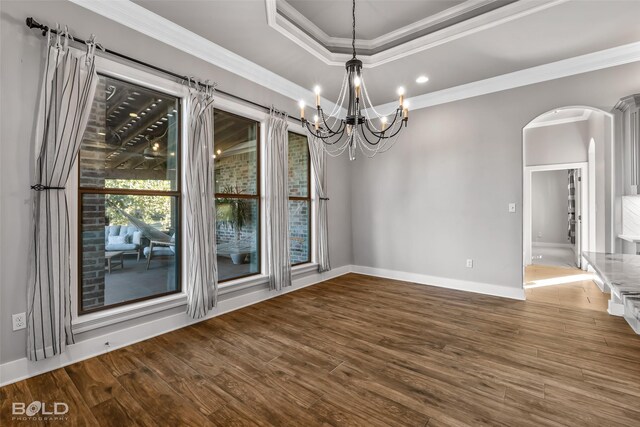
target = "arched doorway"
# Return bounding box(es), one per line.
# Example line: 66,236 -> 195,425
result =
522,106 -> 614,294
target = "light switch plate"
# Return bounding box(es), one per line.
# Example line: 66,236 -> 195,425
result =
508,203 -> 517,213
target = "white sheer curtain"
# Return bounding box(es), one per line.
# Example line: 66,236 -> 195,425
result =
308,137 -> 331,272
265,109 -> 292,290
185,89 -> 218,318
27,32 -> 98,360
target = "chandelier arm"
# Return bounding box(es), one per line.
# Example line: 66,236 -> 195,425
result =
319,108 -> 346,136
362,119 -> 388,141
321,129 -> 349,146
307,122 -> 348,146
362,109 -> 403,138
384,119 -> 407,139
358,123 -> 384,146
303,120 -> 326,139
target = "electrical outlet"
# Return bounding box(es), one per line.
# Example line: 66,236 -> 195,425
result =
466,259 -> 473,268
12,313 -> 26,331
508,203 -> 517,213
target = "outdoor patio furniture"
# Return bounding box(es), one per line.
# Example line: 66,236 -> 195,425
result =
105,251 -> 124,274
105,225 -> 143,261
217,236 -> 256,264
144,236 -> 176,270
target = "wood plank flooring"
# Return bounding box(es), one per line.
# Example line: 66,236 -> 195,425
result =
525,265 -> 610,312
2,273 -> 640,426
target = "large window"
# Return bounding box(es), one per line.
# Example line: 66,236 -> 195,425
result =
214,110 -> 261,281
78,75 -> 181,313
288,132 -> 311,265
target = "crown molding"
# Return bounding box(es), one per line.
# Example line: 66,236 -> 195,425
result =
67,0 -> 329,110
267,0 -> 569,68
373,41 -> 640,115
526,109 -> 592,129
68,0 -> 640,116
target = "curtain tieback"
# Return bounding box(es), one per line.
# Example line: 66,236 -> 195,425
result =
319,197 -> 330,201
31,184 -> 65,191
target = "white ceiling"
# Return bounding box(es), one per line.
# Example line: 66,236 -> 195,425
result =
130,0 -> 640,106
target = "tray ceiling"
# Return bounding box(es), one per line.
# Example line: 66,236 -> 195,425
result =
104,0 -> 640,106
277,0 -> 516,56
267,0 -> 563,67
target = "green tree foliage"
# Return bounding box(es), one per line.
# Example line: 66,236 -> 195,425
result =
105,180 -> 174,230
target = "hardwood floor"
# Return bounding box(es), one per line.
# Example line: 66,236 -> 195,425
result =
2,273 -> 640,426
525,264 -> 610,312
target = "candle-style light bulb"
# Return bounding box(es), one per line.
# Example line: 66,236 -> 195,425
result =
298,100 -> 305,120
402,100 -> 410,119
381,116 -> 388,131
397,87 -> 405,107
314,114 -> 319,131
354,76 -> 361,99
314,86 -> 321,108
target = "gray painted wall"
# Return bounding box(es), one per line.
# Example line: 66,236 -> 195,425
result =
351,62 -> 640,290
531,170 -> 569,245
0,0 -> 353,364
525,121 -> 589,166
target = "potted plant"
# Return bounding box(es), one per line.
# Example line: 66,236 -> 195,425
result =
217,185 -> 251,264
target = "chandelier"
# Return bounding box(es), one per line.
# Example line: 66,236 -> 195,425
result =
299,0 -> 409,160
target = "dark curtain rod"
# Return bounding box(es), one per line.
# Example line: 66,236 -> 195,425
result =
25,17 -> 301,123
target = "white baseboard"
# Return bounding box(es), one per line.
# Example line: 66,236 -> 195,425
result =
1,263 -> 529,386
351,265 -> 526,300
532,242 -> 573,248
0,265 -> 351,387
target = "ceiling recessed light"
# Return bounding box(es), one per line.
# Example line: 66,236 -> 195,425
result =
416,75 -> 429,84
129,112 -> 138,118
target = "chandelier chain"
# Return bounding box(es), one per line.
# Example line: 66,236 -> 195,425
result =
352,0 -> 356,58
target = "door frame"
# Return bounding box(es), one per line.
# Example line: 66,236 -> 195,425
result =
523,162 -> 590,269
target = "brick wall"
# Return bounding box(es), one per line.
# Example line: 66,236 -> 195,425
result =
79,77 -> 107,310
215,151 -> 259,253
288,134 -> 309,197
288,134 -> 310,264
215,152 -> 257,194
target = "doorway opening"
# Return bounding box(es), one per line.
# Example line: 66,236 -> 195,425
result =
528,166 -> 584,268
521,106 -> 614,311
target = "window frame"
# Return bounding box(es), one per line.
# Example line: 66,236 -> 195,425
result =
76,72 -> 185,315
68,50 -> 318,331
288,130 -> 313,266
214,109 -> 262,283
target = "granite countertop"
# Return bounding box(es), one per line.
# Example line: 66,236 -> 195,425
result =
618,234 -> 640,243
583,252 -> 640,297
